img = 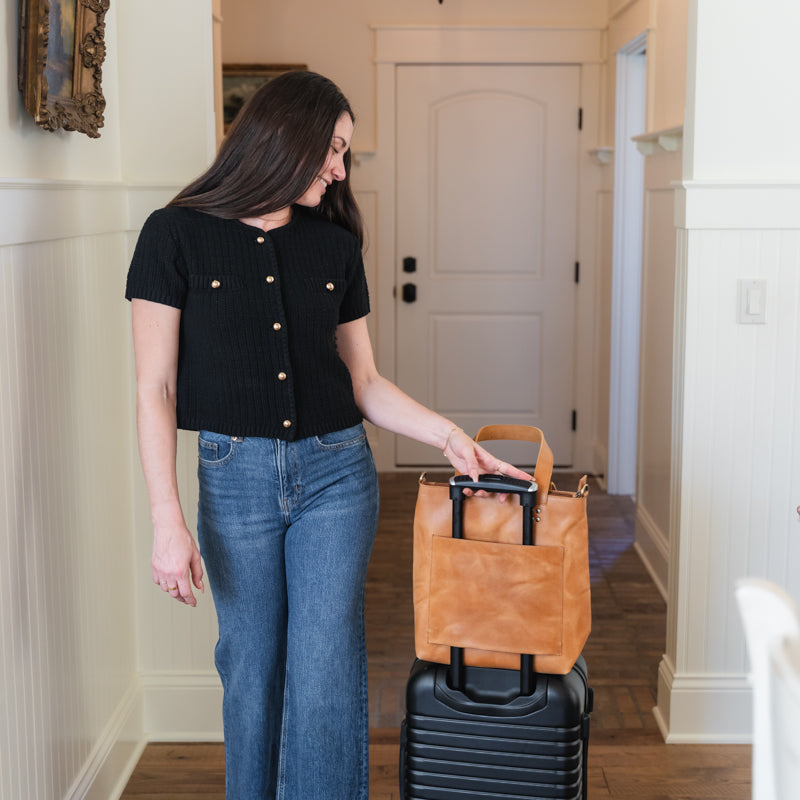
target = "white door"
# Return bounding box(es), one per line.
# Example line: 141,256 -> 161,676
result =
395,64 -> 580,468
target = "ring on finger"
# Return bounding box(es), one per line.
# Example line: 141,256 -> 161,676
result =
168,585 -> 177,591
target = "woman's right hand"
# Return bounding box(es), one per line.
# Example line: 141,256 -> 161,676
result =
152,519 -> 204,606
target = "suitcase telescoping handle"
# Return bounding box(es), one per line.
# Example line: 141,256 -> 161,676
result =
448,474 -> 539,696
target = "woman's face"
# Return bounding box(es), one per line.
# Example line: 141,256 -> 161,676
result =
295,112 -> 354,208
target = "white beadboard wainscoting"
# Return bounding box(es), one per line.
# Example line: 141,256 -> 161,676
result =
0,181 -> 142,798
635,144 -> 684,601
656,180 -> 800,742
0,178 -> 215,799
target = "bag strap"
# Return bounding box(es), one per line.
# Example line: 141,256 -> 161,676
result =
474,424 -> 553,505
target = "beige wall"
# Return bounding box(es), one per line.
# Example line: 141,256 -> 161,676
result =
221,0 -> 687,474
594,0 -> 688,596
635,146 -> 682,597
222,0 -> 607,151
602,0 -> 689,144
221,1 -> 611,471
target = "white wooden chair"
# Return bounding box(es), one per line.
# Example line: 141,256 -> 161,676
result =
769,633 -> 800,799
735,578 -> 800,800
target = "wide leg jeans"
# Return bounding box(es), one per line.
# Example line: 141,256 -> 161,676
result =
196,424 -> 379,800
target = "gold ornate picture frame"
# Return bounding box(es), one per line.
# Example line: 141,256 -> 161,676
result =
18,0 -> 110,138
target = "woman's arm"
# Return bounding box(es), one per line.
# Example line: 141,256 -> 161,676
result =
336,317 -> 531,489
131,299 -> 204,605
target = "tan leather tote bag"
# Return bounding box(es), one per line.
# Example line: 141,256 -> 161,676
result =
413,425 -> 591,675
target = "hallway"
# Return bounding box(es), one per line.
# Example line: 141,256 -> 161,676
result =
121,472 -> 750,798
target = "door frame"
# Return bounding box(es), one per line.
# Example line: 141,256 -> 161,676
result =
607,32 -> 647,495
369,25 -> 604,471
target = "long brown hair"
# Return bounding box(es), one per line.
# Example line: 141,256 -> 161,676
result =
169,71 -> 363,245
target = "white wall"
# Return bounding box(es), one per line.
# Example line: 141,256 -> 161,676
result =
657,0 -> 800,741
0,2 -> 216,797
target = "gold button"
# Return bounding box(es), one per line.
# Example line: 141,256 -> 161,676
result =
326,282 -> 335,291
211,279 -> 220,288
266,276 -> 275,284
278,372 -> 287,381
256,236 -> 265,244
283,420 -> 292,428
273,322 -> 282,331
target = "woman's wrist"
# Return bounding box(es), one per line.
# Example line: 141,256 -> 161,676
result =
150,497 -> 186,529
441,425 -> 464,455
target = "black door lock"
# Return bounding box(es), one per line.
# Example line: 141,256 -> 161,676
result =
402,283 -> 417,303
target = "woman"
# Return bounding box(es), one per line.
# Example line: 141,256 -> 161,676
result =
126,71 -> 529,800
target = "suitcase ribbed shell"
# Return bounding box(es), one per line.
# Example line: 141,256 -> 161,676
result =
400,658 -> 592,800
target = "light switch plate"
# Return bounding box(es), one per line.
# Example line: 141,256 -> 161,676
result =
737,279 -> 767,324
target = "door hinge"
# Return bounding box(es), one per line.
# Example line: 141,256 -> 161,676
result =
578,107 -> 583,131
574,262 -> 580,284
571,410 -> 577,431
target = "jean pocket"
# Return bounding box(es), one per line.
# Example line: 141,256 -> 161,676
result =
198,431 -> 240,466
314,424 -> 366,451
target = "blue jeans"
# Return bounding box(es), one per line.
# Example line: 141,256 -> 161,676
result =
196,424 -> 379,800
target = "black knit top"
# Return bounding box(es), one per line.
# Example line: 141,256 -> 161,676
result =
125,205 -> 370,440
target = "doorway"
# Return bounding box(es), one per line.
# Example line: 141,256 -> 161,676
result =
394,64 -> 581,467
608,35 -> 647,495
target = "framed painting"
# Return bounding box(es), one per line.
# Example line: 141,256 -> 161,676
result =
222,63 -> 307,131
18,0 -> 110,138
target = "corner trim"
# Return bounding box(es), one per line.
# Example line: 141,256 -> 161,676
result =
655,655 -> 753,743
64,679 -> 144,800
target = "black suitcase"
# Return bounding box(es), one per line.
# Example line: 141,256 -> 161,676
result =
400,475 -> 593,800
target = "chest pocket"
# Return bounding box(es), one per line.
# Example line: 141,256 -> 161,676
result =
188,274 -> 245,291
186,274 -> 250,324
300,274 -> 347,320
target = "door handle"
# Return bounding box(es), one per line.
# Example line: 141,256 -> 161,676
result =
402,283 -> 417,303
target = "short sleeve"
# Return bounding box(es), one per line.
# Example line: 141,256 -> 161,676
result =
337,236 -> 370,324
125,209 -> 188,309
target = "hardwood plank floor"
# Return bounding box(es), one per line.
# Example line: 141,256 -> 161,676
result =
121,472 -> 751,799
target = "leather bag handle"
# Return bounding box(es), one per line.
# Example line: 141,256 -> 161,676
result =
474,424 -> 554,505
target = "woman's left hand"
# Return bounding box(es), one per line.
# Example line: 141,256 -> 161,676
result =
443,428 -> 533,502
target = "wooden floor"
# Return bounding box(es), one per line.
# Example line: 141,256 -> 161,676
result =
121,473 -> 751,799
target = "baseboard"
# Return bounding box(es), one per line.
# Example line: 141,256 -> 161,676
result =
62,671 -> 223,800
654,654 -> 753,743
140,670 -> 224,741
633,504 -> 669,601
592,441 -> 608,490
64,678 -> 145,800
